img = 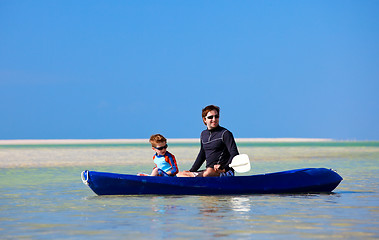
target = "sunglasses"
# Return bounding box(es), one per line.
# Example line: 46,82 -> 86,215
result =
206,115 -> 219,120
154,144 -> 168,150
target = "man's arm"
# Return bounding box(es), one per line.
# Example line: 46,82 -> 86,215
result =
222,130 -> 239,168
189,143 -> 205,172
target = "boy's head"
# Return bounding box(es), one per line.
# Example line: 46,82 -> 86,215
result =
149,134 -> 168,155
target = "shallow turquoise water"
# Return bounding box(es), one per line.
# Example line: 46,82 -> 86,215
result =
0,142 -> 378,239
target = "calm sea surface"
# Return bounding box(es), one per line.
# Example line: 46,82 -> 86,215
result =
0,141 -> 378,239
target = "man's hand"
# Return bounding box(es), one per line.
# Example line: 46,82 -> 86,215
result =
213,164 -> 225,173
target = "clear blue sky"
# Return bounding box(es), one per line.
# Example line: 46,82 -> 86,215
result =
1,1 -> 378,140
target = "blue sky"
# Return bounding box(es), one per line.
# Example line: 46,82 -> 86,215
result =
1,1 -> 378,140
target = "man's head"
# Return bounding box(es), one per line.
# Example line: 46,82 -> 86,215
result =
202,105 -> 220,130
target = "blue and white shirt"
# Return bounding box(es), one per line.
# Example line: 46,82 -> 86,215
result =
153,151 -> 179,176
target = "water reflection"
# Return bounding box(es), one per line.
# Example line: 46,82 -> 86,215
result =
230,197 -> 251,212
194,196 -> 254,221
198,196 -> 226,217
147,195 -> 253,219
150,196 -> 181,214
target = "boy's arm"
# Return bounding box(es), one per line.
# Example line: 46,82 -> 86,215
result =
166,153 -> 179,175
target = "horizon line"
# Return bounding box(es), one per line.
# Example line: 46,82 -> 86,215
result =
0,137 -> 369,145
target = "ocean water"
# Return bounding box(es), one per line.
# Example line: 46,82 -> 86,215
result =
0,141 -> 378,239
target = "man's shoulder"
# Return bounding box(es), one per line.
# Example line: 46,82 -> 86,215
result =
200,129 -> 209,136
216,126 -> 235,141
218,126 -> 227,131
216,126 -> 230,135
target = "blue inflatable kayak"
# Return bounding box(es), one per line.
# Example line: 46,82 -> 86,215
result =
81,168 -> 343,195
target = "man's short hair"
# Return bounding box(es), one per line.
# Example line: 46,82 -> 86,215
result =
202,105 -> 220,119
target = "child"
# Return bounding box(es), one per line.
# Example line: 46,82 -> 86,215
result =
148,134 -> 179,177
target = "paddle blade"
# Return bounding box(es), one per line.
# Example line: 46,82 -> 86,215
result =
229,154 -> 251,173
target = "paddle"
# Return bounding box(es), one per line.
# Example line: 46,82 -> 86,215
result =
229,154 -> 251,173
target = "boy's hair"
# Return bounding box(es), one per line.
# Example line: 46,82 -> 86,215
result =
149,134 -> 167,147
202,105 -> 220,119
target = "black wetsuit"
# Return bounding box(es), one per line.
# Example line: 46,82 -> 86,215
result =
189,126 -> 239,172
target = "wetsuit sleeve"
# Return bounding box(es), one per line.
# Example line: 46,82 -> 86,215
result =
189,141 -> 206,172
222,130 -> 239,169
166,153 -> 179,176
153,155 -> 158,169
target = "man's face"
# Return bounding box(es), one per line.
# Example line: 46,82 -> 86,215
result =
204,110 -> 219,130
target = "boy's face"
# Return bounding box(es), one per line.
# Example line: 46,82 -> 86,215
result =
152,142 -> 167,156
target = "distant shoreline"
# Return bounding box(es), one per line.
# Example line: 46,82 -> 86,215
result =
0,138 -> 335,145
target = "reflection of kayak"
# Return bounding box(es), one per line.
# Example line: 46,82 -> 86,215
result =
81,168 -> 343,195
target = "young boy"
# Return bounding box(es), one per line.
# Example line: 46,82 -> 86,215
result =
148,134 -> 179,177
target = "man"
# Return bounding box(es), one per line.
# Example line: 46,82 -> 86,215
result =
177,105 -> 239,177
